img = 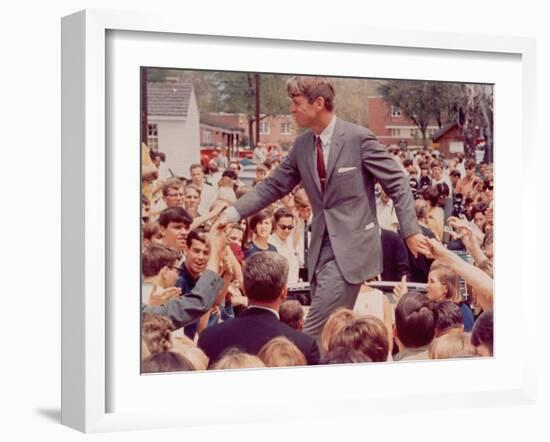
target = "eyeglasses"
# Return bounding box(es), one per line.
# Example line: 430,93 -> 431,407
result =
168,265 -> 183,275
278,224 -> 294,231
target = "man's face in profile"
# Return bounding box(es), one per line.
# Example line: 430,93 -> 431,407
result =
289,95 -> 322,129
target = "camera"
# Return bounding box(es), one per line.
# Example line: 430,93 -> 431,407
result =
452,192 -> 465,218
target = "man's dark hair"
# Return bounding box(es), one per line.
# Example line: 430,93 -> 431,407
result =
465,158 -> 476,170
450,169 -> 461,178
430,159 -> 443,169
320,347 -> 372,365
186,227 -> 207,248
142,351 -> 194,373
248,209 -> 273,232
471,202 -> 488,219
395,291 -> 437,348
435,301 -> 464,334
222,169 -> 238,180
149,150 -> 162,162
229,160 -> 241,170
279,300 -> 304,330
423,186 -> 440,207
142,243 -> 179,277
328,316 -> 389,362
286,76 -> 336,111
243,252 -> 288,302
273,207 -> 294,224
436,182 -> 450,198
403,159 -> 414,168
471,310 -> 493,355
158,207 -> 192,228
189,163 -> 203,172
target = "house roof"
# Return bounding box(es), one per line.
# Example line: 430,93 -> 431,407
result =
147,81 -> 193,117
200,116 -> 244,132
432,122 -> 459,141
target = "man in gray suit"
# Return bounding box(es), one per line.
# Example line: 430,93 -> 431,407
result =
214,76 -> 429,340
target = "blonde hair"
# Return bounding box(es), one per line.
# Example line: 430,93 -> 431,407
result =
429,262 -> 462,304
210,349 -> 266,370
429,332 -> 476,359
141,312 -> 174,357
258,337 -> 307,367
320,308 -> 357,355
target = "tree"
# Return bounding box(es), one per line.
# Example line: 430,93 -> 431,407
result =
454,84 -> 493,160
377,80 -> 459,150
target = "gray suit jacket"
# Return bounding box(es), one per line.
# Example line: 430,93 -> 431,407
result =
142,269 -> 223,329
234,118 -> 420,283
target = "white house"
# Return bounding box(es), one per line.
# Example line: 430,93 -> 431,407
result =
146,80 -> 200,178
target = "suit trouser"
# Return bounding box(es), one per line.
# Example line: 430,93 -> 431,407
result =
302,233 -> 362,343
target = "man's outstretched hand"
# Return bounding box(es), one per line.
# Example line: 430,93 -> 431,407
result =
211,212 -> 230,233
405,233 -> 431,258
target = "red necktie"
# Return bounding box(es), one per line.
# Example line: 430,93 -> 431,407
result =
315,136 -> 327,192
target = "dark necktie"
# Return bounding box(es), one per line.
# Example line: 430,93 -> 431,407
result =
315,136 -> 327,192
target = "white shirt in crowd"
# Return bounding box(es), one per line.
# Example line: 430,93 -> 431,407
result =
198,183 -> 217,215
269,233 -> 300,284
376,198 -> 399,231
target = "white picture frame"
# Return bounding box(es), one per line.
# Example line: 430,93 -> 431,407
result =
61,9 -> 537,433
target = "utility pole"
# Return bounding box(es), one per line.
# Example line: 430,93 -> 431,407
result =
140,68 -> 148,147
255,73 -> 260,148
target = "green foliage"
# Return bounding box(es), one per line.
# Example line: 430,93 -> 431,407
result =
376,79 -> 491,151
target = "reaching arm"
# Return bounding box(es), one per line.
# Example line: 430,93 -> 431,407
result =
141,224 -> 229,328
425,237 -> 493,310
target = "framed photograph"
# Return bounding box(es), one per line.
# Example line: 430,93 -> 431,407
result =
62,9 -> 536,433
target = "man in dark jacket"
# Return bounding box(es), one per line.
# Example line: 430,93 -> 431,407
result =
198,252 -> 320,366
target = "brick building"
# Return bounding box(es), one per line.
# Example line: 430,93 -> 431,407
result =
366,95 -> 439,148
200,112 -> 297,153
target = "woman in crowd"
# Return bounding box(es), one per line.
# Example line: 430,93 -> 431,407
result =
244,210 -> 277,258
320,308 -> 357,356
426,262 -> 475,332
183,184 -> 202,218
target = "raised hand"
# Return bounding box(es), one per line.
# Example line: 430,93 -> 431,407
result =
405,232 -> 431,258
148,285 -> 182,307
424,237 -> 453,263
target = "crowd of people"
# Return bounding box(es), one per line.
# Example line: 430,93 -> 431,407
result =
140,141 -> 494,373
140,77 -> 494,374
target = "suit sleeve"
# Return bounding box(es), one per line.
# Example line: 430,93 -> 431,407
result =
142,270 -> 223,329
360,130 -> 420,238
393,233 -> 411,280
232,146 -> 301,219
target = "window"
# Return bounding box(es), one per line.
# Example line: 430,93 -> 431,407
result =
281,122 -> 291,135
391,106 -> 401,117
390,128 -> 401,137
204,129 -> 212,145
259,120 -> 270,134
410,129 -> 418,138
147,124 -> 159,151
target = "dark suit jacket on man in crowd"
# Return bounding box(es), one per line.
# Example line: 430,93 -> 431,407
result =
198,307 -> 320,366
